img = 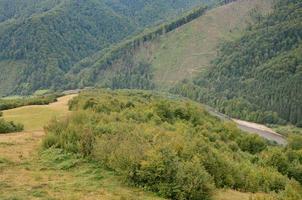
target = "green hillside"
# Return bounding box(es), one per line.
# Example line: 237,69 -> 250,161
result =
134,0 -> 273,89
0,0 -> 135,95
74,0 -> 273,90
43,89 -> 302,200
0,0 -> 64,22
0,0 -> 216,96
103,0 -> 219,27
173,0 -> 302,126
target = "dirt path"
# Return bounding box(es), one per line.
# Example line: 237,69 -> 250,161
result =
0,94 -> 76,162
2,94 -> 77,131
204,105 -> 287,145
233,119 -> 287,145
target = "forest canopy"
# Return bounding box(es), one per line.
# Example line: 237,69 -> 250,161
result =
171,0 -> 302,126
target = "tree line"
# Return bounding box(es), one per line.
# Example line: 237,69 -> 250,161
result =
171,0 -> 302,126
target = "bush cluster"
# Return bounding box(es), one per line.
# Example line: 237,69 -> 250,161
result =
43,90 -> 302,199
0,118 -> 23,133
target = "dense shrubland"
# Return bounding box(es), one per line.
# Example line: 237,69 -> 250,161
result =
43,90 -> 302,199
171,0 -> 302,126
0,119 -> 23,133
0,94 -> 59,111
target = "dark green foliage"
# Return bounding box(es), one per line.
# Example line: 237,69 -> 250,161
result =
107,59 -> 155,90
0,118 -> 23,133
43,90 -> 302,199
0,0 -> 214,96
171,0 -> 302,126
0,0 -> 135,95
103,0 -> 218,27
237,134 -> 267,154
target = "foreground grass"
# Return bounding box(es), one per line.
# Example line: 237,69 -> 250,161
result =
0,145 -> 274,200
0,148 -> 164,200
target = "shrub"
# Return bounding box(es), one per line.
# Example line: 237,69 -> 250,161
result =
0,119 -> 23,133
176,157 -> 214,200
237,134 -> 267,154
43,113 -> 95,156
278,180 -> 302,200
288,135 -> 302,150
43,90 -> 302,199
260,148 -> 289,175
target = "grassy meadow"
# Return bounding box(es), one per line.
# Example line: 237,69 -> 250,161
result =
1,95 -> 75,131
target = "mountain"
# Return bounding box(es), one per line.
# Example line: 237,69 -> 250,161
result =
69,0 -> 302,126
71,0 -> 273,89
2,0 -> 300,126
172,0 -> 302,126
0,0 -> 218,96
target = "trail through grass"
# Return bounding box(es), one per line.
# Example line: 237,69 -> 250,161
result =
0,94 -> 164,200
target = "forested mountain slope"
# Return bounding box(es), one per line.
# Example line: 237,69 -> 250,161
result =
73,0 -> 273,90
103,0 -> 218,27
0,0 -> 64,22
0,0 -> 216,96
173,0 -> 302,126
0,0 -> 134,95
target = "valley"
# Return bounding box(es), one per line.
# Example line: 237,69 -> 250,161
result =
0,0 -> 301,199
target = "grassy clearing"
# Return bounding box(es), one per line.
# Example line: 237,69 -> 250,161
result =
1,95 -> 75,131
